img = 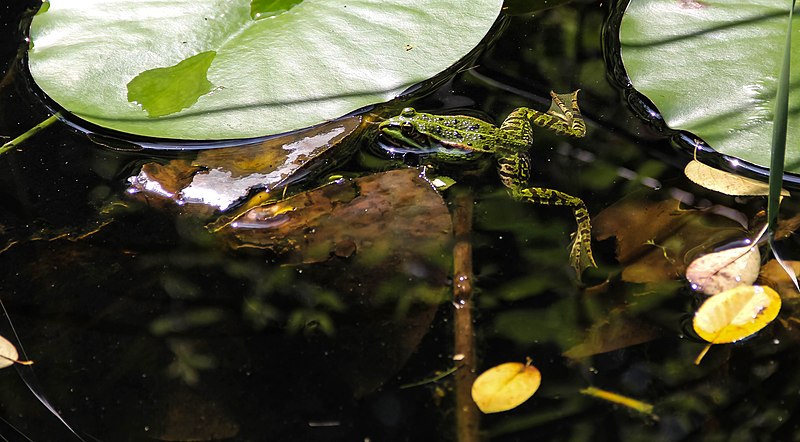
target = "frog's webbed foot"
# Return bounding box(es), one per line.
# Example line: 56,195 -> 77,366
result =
568,209 -> 596,279
529,90 -> 586,138
511,186 -> 596,279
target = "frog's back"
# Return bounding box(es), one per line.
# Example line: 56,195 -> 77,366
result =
413,112 -> 529,153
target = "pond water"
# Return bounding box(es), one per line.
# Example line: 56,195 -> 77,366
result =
2,1 -> 800,441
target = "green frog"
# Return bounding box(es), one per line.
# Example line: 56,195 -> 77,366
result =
378,90 -> 596,278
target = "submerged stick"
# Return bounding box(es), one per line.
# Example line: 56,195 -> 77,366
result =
0,113 -> 61,156
451,188 -> 479,442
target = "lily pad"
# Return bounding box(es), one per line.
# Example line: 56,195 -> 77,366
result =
618,1 -> 800,174
28,0 -> 503,140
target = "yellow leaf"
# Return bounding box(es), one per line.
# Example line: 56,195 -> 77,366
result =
684,160 -> 789,196
693,285 -> 781,344
0,335 -> 19,369
685,245 -> 760,296
471,360 -> 541,413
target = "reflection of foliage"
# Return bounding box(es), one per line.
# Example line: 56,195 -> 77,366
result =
166,338 -> 216,385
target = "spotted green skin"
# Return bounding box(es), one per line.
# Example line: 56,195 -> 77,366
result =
379,90 -> 595,277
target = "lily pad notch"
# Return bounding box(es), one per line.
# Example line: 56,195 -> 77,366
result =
127,51 -> 216,118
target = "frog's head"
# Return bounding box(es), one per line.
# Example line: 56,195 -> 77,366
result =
378,108 -> 437,150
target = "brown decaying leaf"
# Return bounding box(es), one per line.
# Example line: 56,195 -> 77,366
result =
774,212 -> 800,240
154,387 -> 239,441
563,309 -> 663,359
684,160 -> 789,196
685,245 -> 761,296
218,168 -> 453,266
127,116 -> 364,213
218,168 -> 454,397
593,191 -> 744,283
759,260 -> 800,299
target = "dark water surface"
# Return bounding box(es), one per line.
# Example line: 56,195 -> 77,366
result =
2,1 -> 800,441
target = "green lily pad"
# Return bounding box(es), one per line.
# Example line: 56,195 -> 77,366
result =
28,0 -> 502,140
618,1 -> 800,173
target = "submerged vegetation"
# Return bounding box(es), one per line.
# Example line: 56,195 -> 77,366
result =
0,0 -> 798,440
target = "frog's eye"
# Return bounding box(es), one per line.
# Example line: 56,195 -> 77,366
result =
400,108 -> 416,118
400,122 -> 414,134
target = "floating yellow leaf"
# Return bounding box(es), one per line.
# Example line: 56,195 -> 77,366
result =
0,335 -> 19,369
685,245 -> 760,296
684,160 -> 789,196
693,285 -> 781,344
471,359 -> 541,414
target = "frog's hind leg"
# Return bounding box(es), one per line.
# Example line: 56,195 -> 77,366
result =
496,151 -> 595,278
512,185 -> 596,278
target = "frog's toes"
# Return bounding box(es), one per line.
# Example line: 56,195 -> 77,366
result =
568,230 -> 597,280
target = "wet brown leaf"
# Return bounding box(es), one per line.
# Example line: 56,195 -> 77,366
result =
759,259 -> 800,299
594,191 -> 744,283
218,168 -> 453,396
218,168 -> 452,266
154,386 -> 239,441
775,213 -> 800,240
127,116 -> 364,213
563,309 -> 663,359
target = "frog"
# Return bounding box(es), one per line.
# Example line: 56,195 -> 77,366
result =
378,90 -> 596,278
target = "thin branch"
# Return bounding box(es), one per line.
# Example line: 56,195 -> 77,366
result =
451,188 -> 479,442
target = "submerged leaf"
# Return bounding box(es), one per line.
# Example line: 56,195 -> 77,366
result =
685,245 -> 761,296
593,191 -> 744,283
0,335 -> 19,369
563,311 -> 663,359
759,259 -> 800,299
217,168 -> 452,266
471,360 -> 541,414
693,285 -> 781,344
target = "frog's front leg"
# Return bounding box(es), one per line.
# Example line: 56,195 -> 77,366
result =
507,90 -> 586,138
496,152 -> 596,278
